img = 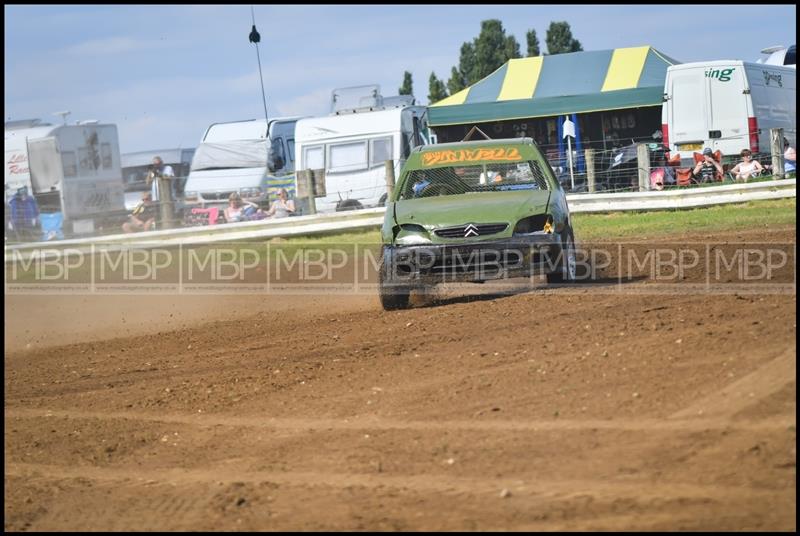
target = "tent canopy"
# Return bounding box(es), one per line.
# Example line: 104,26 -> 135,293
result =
429,46 -> 679,127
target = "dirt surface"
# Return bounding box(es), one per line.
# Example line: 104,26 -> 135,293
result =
4,228 -> 796,531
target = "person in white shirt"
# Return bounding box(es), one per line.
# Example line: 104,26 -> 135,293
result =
729,149 -> 764,182
146,156 -> 175,201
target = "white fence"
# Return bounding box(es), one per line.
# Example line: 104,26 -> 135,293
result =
4,178 -> 796,263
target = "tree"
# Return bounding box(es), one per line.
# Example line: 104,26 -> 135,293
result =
526,29 -> 540,57
428,72 -> 449,104
399,71 -> 413,96
545,21 -> 583,55
447,41 -> 476,94
447,66 -> 465,95
505,35 -> 521,60
473,19 -> 508,79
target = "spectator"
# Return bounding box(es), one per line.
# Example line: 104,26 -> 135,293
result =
265,188 -> 295,218
146,156 -> 175,202
784,137 -> 796,175
123,191 -> 157,233
9,186 -> 40,242
224,192 -> 262,223
692,147 -> 723,183
729,149 -> 764,182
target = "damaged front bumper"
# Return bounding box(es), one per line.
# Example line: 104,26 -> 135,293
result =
383,234 -> 563,286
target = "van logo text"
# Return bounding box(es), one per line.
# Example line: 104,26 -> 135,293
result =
762,70 -> 783,87
705,67 -> 735,82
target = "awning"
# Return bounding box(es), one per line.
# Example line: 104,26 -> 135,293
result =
429,46 -> 679,126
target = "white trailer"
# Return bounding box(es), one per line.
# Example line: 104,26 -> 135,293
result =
294,86 -> 430,213
4,119 -> 126,235
662,61 -> 796,161
182,117 -> 303,211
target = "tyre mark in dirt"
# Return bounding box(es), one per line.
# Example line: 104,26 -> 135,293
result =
5,408 -> 794,433
6,462 -> 789,504
669,349 -> 796,419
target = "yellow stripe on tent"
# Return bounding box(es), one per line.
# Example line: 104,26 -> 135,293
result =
601,46 -> 650,92
430,87 -> 470,107
497,57 -> 543,101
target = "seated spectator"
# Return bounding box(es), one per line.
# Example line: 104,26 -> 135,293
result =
224,192 -> 265,223
123,191 -> 157,233
692,148 -> 724,183
265,188 -> 295,218
729,149 -> 764,182
784,137 -> 796,175
9,186 -> 40,242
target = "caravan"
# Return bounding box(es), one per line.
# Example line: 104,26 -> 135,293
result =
4,119 -> 126,236
662,61 -> 796,161
294,85 -> 430,213
182,117 -> 302,214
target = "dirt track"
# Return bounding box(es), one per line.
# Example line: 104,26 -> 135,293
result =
4,228 -> 796,531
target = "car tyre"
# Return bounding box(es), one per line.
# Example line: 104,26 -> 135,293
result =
547,225 -> 576,284
378,247 -> 411,310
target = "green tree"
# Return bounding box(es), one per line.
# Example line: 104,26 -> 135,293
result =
447,42 -> 476,93
526,29 -> 540,57
473,19 -> 508,79
428,72 -> 449,104
399,71 -> 413,96
447,66 -> 464,95
505,35 -> 521,60
545,21 -> 583,55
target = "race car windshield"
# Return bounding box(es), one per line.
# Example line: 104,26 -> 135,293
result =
399,161 -> 549,200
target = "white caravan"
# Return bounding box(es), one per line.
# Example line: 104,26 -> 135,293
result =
4,119 -> 125,235
121,147 -> 195,210
756,44 -> 796,67
662,61 -> 796,161
182,117 -> 302,211
294,86 -> 430,213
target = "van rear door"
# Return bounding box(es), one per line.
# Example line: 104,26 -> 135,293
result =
668,66 -> 708,155
706,64 -> 749,154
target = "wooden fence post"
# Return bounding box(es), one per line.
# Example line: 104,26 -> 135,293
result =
770,128 -> 785,180
637,144 -> 650,191
585,149 -> 595,193
157,175 -> 175,229
385,160 -> 395,199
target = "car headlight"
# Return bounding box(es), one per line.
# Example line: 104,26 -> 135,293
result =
395,223 -> 431,245
183,191 -> 199,201
513,214 -> 553,235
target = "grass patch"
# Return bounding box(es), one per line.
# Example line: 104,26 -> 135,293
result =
276,198 -> 795,244
572,197 -> 795,241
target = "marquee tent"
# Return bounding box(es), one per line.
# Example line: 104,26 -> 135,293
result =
428,46 -> 679,127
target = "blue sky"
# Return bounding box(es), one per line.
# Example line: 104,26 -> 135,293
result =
5,4 -> 796,153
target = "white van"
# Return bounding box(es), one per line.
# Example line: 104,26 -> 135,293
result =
294,86 -> 430,213
4,119 -> 126,235
182,117 -> 302,211
662,61 -> 796,161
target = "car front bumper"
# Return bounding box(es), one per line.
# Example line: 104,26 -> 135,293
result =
384,234 -> 563,285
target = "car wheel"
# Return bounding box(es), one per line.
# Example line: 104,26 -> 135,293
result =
546,225 -> 576,284
378,247 -> 410,310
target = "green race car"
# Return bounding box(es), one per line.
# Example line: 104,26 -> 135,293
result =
379,137 -> 576,310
